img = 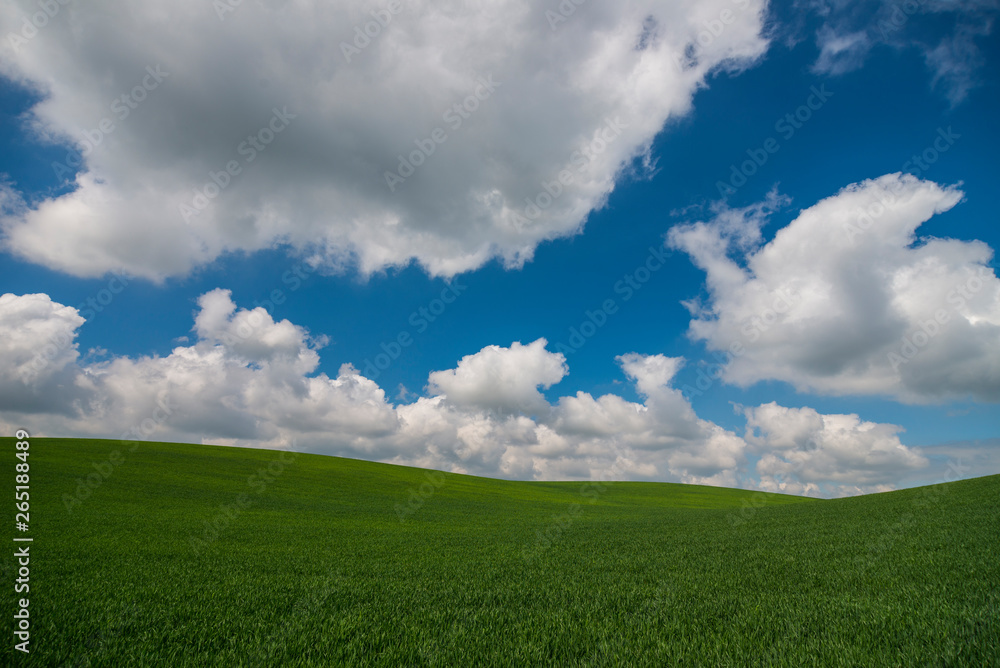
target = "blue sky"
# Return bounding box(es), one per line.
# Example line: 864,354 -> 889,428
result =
1,0 -> 998,496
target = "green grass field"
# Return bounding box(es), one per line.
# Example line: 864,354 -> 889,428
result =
3,437 -> 998,666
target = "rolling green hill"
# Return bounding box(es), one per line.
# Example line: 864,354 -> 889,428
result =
3,437 -> 997,666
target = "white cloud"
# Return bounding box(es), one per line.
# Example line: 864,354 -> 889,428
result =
0,289 -> 398,444
617,352 -> 685,396
0,290 -> 936,495
192,288 -> 324,372
0,292 -> 87,414
744,402 -> 928,496
0,0 -> 769,281
670,173 -> 1000,403
426,338 -> 566,415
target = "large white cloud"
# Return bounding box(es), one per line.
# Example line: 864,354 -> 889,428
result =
0,290 -> 932,495
0,292 -> 88,414
744,402 -> 927,496
670,173 -> 1000,403
547,353 -> 746,486
0,0 -> 769,281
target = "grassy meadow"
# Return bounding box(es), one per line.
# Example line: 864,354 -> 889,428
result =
2,437 -> 997,666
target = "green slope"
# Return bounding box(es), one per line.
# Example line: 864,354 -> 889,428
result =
2,438 -> 997,667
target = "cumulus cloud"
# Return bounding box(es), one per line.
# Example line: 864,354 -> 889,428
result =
0,292 -> 88,414
192,288 -> 325,371
744,402 -> 927,496
0,290 -> 931,495
670,173 -> 1000,403
802,0 -> 999,105
0,289 -> 398,444
548,354 -> 746,486
426,339 -> 567,415
0,0 -> 769,281
618,352 -> 685,396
